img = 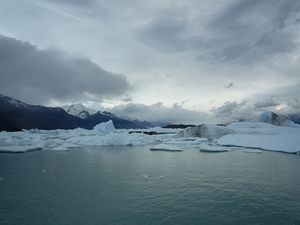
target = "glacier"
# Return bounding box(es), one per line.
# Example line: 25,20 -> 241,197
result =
0,114 -> 300,154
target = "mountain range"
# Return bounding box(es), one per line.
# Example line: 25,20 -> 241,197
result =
1,94 -> 299,132
0,94 -> 154,131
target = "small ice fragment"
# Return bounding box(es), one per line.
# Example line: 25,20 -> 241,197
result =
144,175 -> 148,180
52,146 -> 69,151
160,175 -> 165,179
43,170 -> 46,172
200,143 -> 231,152
150,143 -> 182,151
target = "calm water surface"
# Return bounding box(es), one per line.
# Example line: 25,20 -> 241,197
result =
0,145 -> 300,225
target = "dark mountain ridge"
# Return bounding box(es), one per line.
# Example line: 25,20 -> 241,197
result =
0,95 -> 145,131
0,94 -> 92,131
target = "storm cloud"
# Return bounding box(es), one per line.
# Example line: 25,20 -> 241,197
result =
0,35 -> 131,105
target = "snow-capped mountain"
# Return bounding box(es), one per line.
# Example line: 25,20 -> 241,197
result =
0,94 -> 31,109
0,95 -> 150,131
59,100 -> 155,128
0,94 -> 92,131
62,104 -> 154,128
61,104 -> 122,120
60,103 -> 98,119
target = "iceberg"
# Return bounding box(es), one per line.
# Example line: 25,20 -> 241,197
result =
176,124 -> 236,139
93,120 -> 115,133
217,134 -> 300,153
175,112 -> 300,154
0,120 -> 171,153
258,111 -> 300,127
52,146 -> 69,151
150,143 -> 182,151
199,143 -> 233,153
0,111 -> 299,154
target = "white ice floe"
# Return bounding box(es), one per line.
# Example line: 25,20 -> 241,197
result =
52,146 -> 69,151
163,138 -> 207,149
150,143 -> 182,151
199,143 -> 233,153
176,114 -> 300,154
60,143 -> 82,149
0,120 -> 170,153
1,113 -> 300,154
93,120 -> 115,133
217,133 -> 300,153
176,124 -> 236,139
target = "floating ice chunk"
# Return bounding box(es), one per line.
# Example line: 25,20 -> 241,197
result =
258,111 -> 300,127
176,124 -> 236,139
199,143 -> 232,152
43,139 -> 55,146
160,175 -> 165,179
93,120 -> 115,133
43,170 -> 46,172
144,175 -> 148,180
0,146 -> 42,153
150,143 -> 182,151
217,134 -> 300,153
163,137 -> 207,149
52,146 -> 69,151
244,149 -> 262,154
61,143 -> 82,149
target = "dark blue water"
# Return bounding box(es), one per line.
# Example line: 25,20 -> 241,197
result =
0,146 -> 300,225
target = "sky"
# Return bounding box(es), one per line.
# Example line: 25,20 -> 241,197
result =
1,0 -> 300,124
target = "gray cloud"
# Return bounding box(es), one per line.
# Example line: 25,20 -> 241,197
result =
0,34 -> 131,105
109,102 -> 214,124
254,99 -> 280,109
172,100 -> 188,108
137,18 -> 187,53
271,0 -> 300,30
211,101 -> 239,118
211,100 -> 261,123
45,0 -> 96,7
288,98 -> 300,109
225,82 -> 233,89
199,0 -> 300,63
210,97 -> 294,123
122,95 -> 132,102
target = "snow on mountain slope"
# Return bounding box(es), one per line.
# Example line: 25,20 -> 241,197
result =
61,103 -> 98,119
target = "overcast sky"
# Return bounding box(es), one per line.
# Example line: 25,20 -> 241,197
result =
1,0 -> 300,124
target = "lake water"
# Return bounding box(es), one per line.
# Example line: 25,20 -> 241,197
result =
0,145 -> 300,225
